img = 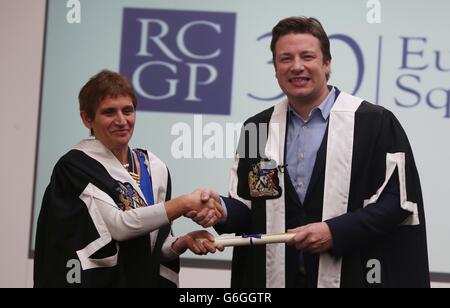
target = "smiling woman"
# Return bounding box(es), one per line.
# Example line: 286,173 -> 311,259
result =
80,96 -> 136,164
33,70 -> 225,288
78,72 -> 138,164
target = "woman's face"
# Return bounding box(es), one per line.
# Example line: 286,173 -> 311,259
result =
81,95 -> 136,152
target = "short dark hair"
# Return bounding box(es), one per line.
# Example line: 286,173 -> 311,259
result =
270,17 -> 332,79
79,70 -> 137,121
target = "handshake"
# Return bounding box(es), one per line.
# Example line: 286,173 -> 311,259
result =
183,189 -> 224,228
169,189 -> 225,256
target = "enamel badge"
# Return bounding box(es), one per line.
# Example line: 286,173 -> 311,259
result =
114,181 -> 147,211
248,159 -> 281,198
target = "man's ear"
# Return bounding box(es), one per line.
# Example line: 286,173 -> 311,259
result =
324,59 -> 331,74
80,111 -> 92,129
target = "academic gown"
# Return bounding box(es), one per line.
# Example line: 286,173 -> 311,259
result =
34,139 -> 179,288
215,88 -> 430,288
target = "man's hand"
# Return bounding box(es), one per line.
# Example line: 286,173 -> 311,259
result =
171,230 -> 225,255
164,189 -> 223,222
185,189 -> 224,228
286,222 -> 333,254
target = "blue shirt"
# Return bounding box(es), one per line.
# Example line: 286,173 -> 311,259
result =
286,87 -> 336,204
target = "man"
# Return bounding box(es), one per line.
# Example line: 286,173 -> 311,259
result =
195,17 -> 429,288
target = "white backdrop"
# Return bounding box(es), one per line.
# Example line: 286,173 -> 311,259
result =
32,0 -> 450,275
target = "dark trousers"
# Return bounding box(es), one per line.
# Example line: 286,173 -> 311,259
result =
294,266 -> 308,288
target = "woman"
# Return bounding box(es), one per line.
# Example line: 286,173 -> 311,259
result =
34,70 -> 223,287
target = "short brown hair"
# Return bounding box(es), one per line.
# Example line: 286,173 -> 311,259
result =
78,70 -> 137,121
270,17 -> 332,79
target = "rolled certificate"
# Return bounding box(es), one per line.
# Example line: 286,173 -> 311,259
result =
214,233 -> 295,247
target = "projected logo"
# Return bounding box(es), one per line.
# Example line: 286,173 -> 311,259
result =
120,8 -> 236,115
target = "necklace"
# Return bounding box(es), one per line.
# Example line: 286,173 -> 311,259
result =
125,149 -> 140,187
130,171 -> 140,186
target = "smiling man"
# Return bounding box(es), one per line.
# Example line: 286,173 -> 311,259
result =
197,16 -> 430,288
273,31 -> 331,118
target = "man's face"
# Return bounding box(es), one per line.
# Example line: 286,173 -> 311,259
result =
82,95 -> 136,152
274,33 -> 330,104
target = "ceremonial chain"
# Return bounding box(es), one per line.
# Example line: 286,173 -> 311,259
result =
124,149 -> 140,187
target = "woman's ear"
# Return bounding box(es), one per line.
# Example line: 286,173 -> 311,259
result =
80,111 -> 92,129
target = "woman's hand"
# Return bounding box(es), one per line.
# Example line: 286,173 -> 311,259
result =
171,230 -> 225,255
184,189 -> 224,227
164,189 -> 223,222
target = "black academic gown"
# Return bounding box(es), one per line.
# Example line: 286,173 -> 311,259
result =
34,140 -> 179,288
215,88 -> 429,288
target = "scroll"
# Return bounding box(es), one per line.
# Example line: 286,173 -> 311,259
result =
214,233 -> 295,247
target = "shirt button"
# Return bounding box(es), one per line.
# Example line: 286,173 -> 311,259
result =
299,153 -> 305,160
298,181 -> 304,188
